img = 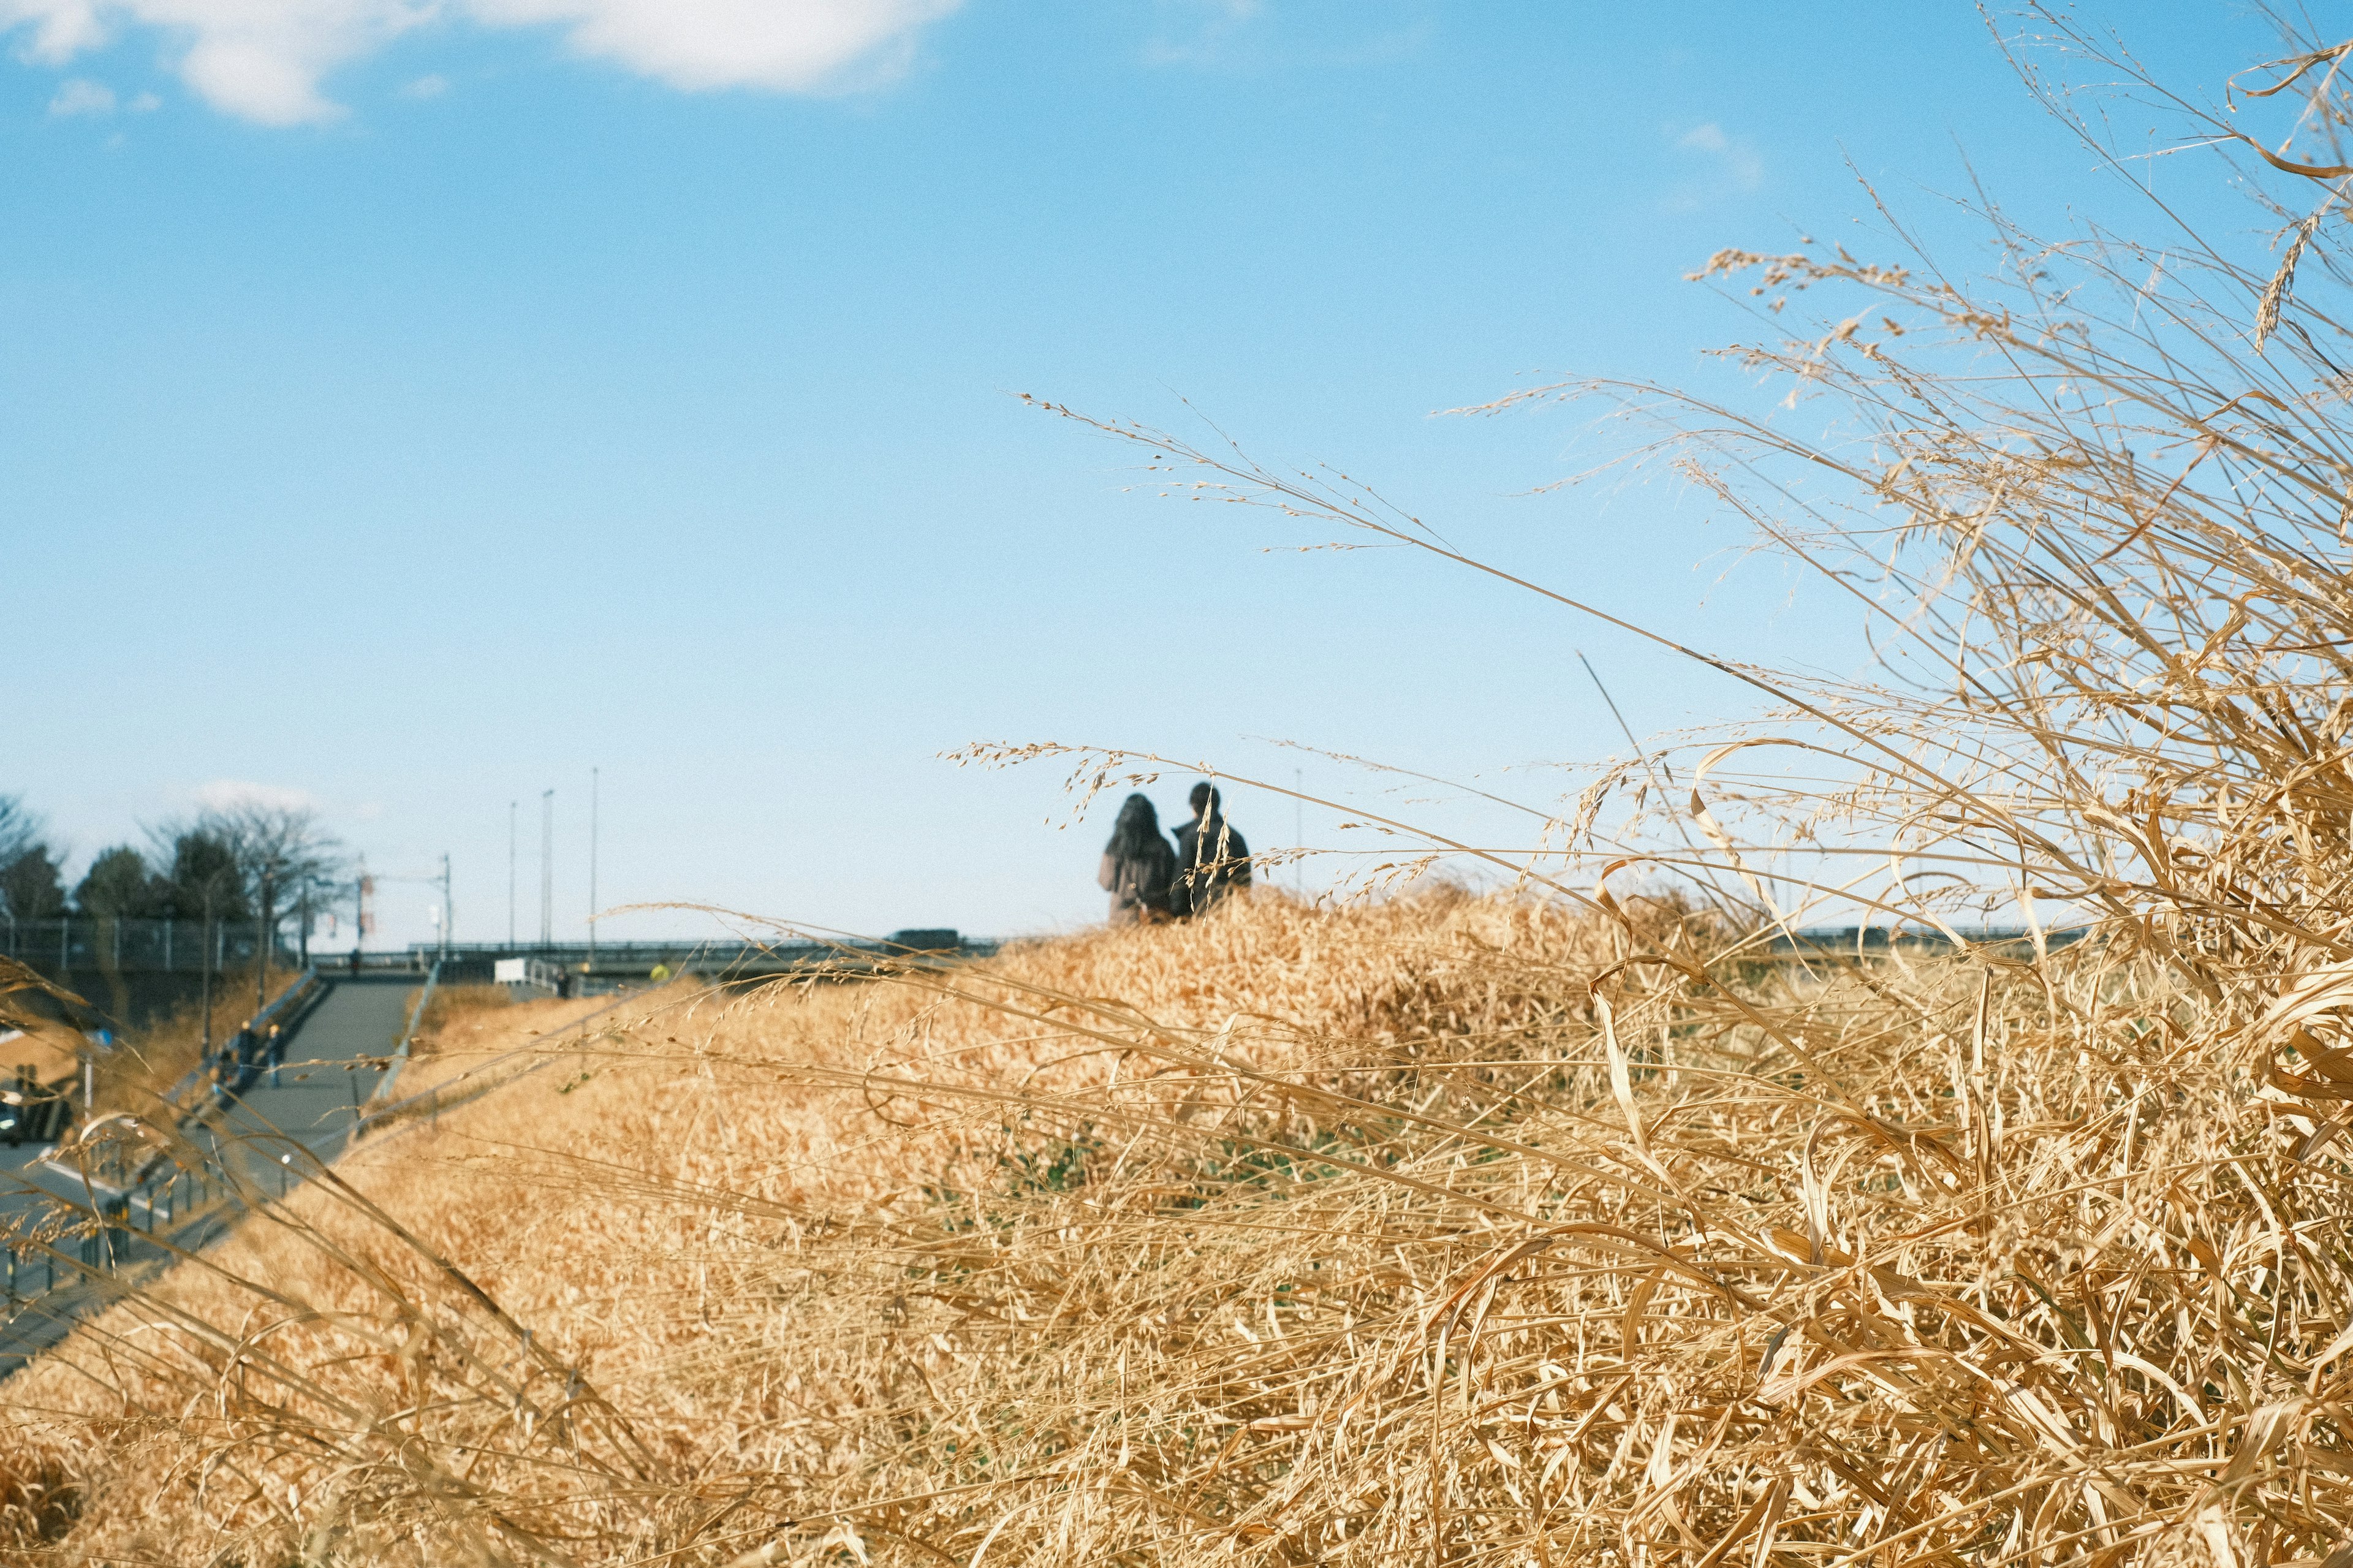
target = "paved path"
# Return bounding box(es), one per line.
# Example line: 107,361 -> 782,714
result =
0,974 -> 420,1373
199,974 -> 412,1189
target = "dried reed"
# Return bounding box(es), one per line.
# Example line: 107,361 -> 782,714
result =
10,8 -> 2353,1566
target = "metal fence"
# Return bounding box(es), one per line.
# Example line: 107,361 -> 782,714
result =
2,1151 -> 246,1322
0,964 -> 351,1357
407,930 -> 997,977
1,917 -> 299,974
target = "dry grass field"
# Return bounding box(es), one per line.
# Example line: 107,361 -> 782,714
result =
0,893 -> 1666,1562
15,10 -> 2353,1564
6,875 -> 2353,1565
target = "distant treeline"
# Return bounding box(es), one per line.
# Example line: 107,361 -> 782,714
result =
0,794 -> 345,930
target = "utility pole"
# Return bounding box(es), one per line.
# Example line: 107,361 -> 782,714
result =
539,790 -> 554,950
256,871 -> 272,1013
441,854 -> 453,960
200,881 -> 216,1057
589,767 -> 599,971
508,799 -> 518,949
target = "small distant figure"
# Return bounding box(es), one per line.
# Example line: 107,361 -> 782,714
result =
1099,792 -> 1177,926
348,947 -> 363,975
1173,782 -> 1252,918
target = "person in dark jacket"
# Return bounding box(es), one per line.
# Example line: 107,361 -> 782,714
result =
1099,792 -> 1178,925
1172,782 -> 1252,918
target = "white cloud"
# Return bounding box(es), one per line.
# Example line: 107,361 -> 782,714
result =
47,75 -> 113,113
1142,0 -> 1262,68
397,69 -> 443,96
1664,119 -> 1764,211
473,0 -> 960,93
0,0 -> 962,125
195,779 -> 319,812
127,87 -> 159,107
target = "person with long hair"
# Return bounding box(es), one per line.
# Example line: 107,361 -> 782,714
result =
1097,792 -> 1177,925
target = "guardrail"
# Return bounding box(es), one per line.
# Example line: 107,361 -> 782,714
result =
4,1132 -> 259,1332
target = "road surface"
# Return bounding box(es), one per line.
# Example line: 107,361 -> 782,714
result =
0,974 -> 417,1373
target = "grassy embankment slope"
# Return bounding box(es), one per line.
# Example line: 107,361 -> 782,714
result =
1,879 -> 2345,1563
0,893 -> 1654,1561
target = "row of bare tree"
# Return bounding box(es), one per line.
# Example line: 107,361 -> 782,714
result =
0,794 -> 346,947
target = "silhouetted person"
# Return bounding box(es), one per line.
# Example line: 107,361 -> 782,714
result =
1173,782 -> 1251,918
1098,792 -> 1177,925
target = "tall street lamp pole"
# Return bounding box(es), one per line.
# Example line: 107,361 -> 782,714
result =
200,879 -> 216,1058
539,789 -> 553,950
256,871 -> 273,1013
589,767 -> 599,971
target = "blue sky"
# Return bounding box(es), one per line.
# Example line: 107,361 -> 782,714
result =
0,1 -> 2252,948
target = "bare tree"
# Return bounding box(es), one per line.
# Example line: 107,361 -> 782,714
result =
208,803 -> 344,948
0,795 -> 37,868
151,804 -> 345,975
0,796 -> 64,923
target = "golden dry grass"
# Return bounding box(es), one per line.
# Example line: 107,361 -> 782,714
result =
406,983 -> 515,1055
7,881 -> 2352,1565
0,892 -> 1652,1562
16,10 -> 2353,1566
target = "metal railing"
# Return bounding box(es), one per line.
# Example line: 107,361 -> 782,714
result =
150,967 -> 324,1114
4,1137 -> 251,1324
409,930 -> 999,980
0,961 -> 466,1358
1,917 -> 300,975
1,965 -> 344,1352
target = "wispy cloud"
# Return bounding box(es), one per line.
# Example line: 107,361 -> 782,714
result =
0,0 -> 964,126
47,77 -> 114,116
195,779 -> 319,812
398,72 -> 447,99
1142,0 -> 1264,68
1664,119 -> 1765,212
1142,0 -> 1431,72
